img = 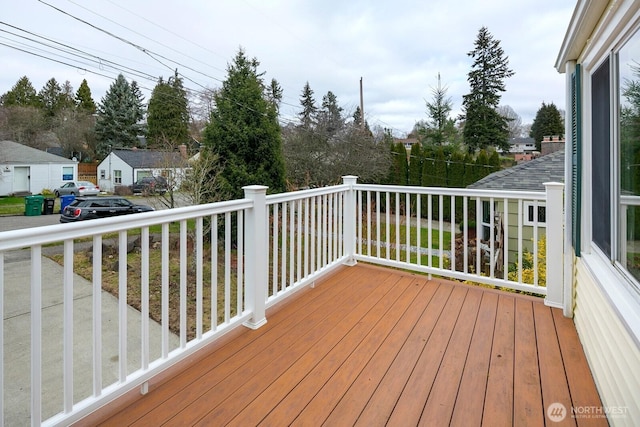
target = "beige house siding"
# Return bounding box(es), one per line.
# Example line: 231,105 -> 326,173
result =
574,259 -> 640,426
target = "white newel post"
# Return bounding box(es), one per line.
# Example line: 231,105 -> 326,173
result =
243,185 -> 269,329
544,182 -> 564,310
342,175 -> 358,266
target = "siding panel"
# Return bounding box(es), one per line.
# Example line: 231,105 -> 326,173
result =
574,260 -> 640,426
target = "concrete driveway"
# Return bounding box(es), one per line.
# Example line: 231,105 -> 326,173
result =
1,195 -> 184,424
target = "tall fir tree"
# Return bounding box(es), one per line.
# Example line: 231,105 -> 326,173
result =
147,71 -> 190,148
38,78 -> 64,117
95,74 -> 145,158
462,27 -> 515,152
203,48 -> 286,199
423,73 -> 455,145
0,76 -> 40,107
530,102 -> 565,151
75,79 -> 96,114
298,82 -> 317,129
318,91 -> 344,137
266,78 -> 283,112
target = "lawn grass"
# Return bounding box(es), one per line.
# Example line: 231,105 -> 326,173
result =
0,196 -> 28,215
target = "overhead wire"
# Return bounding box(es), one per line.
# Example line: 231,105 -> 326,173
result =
5,0 -> 412,137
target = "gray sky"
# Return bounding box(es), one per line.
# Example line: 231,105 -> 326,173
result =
1,0 -> 576,136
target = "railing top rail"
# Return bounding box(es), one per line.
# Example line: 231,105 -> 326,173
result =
353,183 -> 546,200
266,184 -> 350,205
0,198 -> 252,252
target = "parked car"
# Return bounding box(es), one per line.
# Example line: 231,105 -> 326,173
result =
54,181 -> 100,197
129,176 -> 168,195
60,196 -> 154,223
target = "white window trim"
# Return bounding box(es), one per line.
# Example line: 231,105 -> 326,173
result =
523,201 -> 546,227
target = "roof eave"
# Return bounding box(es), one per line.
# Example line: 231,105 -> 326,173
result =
555,0 -> 609,72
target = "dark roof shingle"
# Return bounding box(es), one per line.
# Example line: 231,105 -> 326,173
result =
113,149 -> 185,168
467,149 -> 565,192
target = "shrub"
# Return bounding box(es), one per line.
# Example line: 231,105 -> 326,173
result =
508,236 -> 546,286
114,185 -> 133,196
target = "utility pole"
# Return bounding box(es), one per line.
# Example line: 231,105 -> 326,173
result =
359,77 -> 365,130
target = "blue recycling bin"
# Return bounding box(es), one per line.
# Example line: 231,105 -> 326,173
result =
60,194 -> 75,213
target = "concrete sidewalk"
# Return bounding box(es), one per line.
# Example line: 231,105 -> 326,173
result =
3,251 -> 179,425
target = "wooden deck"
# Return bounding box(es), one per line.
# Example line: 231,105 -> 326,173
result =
82,264 -> 605,426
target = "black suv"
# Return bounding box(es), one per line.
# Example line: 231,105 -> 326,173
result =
130,176 -> 168,195
60,196 -> 154,223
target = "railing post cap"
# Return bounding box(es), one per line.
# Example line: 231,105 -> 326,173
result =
242,185 -> 269,194
342,175 -> 358,184
543,181 -> 564,189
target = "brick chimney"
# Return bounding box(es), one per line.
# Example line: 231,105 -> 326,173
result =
541,135 -> 565,156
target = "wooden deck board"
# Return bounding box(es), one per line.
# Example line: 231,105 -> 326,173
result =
513,298 -> 544,426
81,264 -> 605,427
482,295 -> 516,426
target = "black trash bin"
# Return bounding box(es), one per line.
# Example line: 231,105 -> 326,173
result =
43,198 -> 55,215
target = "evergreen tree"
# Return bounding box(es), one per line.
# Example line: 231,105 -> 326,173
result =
462,152 -> 474,186
0,76 -> 40,107
298,82 -> 317,129
462,27 -> 515,152
38,78 -> 64,117
489,150 -> 501,173
473,150 -> 491,182
318,91 -> 344,137
95,74 -> 145,158
424,73 -> 455,145
75,79 -> 96,114
448,150 -> 466,188
530,102 -> 565,151
203,48 -> 286,199
147,71 -> 190,148
408,143 -> 422,186
266,78 -> 283,112
388,142 -> 408,185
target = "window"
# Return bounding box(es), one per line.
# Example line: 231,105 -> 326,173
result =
62,166 -> 73,181
136,171 -> 152,181
114,170 -> 122,184
524,202 -> 546,227
618,28 -> 640,283
100,169 -> 106,179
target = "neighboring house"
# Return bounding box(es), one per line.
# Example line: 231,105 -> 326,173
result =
504,136 -> 537,154
468,149 -> 565,263
0,140 -> 77,196
556,0 -> 640,423
395,137 -> 418,151
97,147 -> 190,192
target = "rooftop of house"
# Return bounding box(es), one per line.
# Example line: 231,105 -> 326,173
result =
0,140 -> 75,164
110,148 -> 186,169
468,149 -> 565,192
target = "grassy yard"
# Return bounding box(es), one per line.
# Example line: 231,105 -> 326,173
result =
0,196 -> 31,215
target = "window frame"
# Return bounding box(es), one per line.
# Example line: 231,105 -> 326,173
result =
114,170 -> 122,185
523,201 -> 546,227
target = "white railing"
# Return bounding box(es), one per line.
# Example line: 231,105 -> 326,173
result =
351,181 -> 564,303
0,177 -> 564,426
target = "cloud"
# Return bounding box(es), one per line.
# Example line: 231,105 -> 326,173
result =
0,0 -> 575,136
